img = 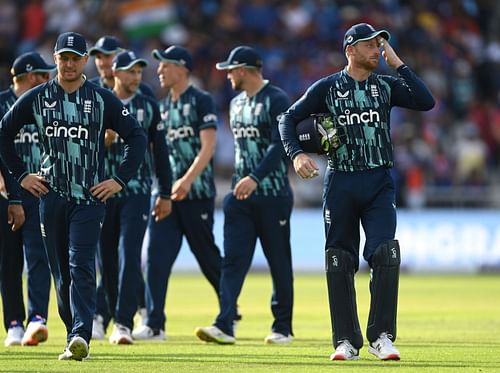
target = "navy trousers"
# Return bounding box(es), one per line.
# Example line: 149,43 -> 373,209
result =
215,193 -> 294,337
0,196 -> 25,331
20,191 -> 51,322
40,190 -> 105,344
323,166 -> 396,265
145,197 -> 221,331
96,193 -> 149,330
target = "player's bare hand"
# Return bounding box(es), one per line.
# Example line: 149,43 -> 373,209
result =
378,37 -> 404,69
234,176 -> 257,200
104,129 -> 118,147
152,196 -> 172,222
8,204 -> 25,231
20,174 -> 49,198
90,178 -> 122,202
171,177 -> 192,201
293,153 -> 320,180
0,171 -> 6,195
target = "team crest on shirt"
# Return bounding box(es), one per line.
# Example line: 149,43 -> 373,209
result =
161,111 -> 169,120
182,103 -> 191,116
83,100 -> 92,113
137,109 -> 144,122
254,103 -> 263,116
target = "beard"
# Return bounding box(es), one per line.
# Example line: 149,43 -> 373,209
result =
358,55 -> 379,71
124,83 -> 139,96
231,79 -> 242,91
60,71 -> 81,83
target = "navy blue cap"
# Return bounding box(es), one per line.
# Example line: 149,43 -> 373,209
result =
216,46 -> 262,70
89,36 -> 123,56
11,52 -> 56,77
343,23 -> 390,51
54,32 -> 88,56
112,50 -> 148,71
152,46 -> 192,71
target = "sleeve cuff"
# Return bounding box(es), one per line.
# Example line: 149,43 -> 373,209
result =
158,194 -> 171,200
291,150 -> 304,160
248,173 -> 260,184
396,64 -> 408,73
17,171 -> 29,184
112,176 -> 126,189
8,199 -> 22,205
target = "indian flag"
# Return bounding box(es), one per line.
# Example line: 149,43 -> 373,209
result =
119,0 -> 177,39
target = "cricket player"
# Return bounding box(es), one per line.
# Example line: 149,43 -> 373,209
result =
95,50 -> 172,344
0,161 -> 25,344
89,35 -> 156,99
0,32 -> 147,361
88,36 -> 154,328
0,52 -> 54,347
279,23 -> 435,361
132,46 -> 223,340
195,46 -> 294,345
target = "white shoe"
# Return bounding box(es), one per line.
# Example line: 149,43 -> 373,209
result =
109,323 -> 133,344
195,326 -> 235,344
132,325 -> 166,340
58,336 -> 89,361
330,340 -> 359,361
264,332 -> 293,344
4,324 -> 24,346
368,333 -> 400,360
92,315 -> 105,340
22,318 -> 48,346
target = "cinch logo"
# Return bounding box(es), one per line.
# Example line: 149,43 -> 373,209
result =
168,125 -> 194,141
14,130 -> 39,144
337,109 -> 380,126
203,113 -> 217,123
45,121 -> 89,139
232,126 -> 260,139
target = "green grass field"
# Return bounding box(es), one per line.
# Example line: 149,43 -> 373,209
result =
1,272 -> 499,372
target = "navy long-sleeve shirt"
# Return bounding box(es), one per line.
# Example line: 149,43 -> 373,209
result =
105,92 -> 171,198
0,159 -> 21,204
0,78 -> 147,205
229,81 -> 292,197
159,85 -> 218,200
279,65 -> 435,171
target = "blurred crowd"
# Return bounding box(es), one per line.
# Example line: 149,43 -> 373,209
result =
0,0 -> 499,208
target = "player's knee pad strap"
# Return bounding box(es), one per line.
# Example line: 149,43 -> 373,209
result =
325,248 -> 363,349
367,240 -> 400,342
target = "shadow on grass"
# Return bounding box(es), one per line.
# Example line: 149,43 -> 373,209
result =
1,348 -> 499,370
